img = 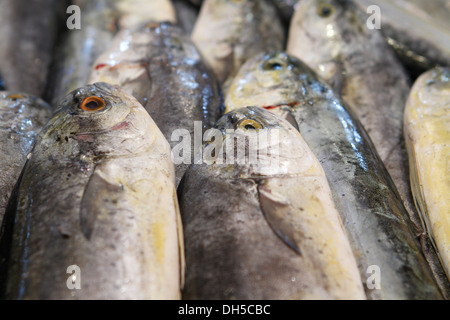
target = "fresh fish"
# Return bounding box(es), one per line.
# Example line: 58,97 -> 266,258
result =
0,93 -> 51,226
173,0 -> 200,35
404,67 -> 450,281
179,107 -> 366,300
225,52 -> 445,299
287,0 -> 420,248
89,22 -> 223,186
0,0 -> 67,97
191,0 -> 285,90
47,0 -> 177,106
0,83 -> 184,300
355,0 -> 450,72
271,0 -> 300,22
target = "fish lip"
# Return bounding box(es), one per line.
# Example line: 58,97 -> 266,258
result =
262,102 -> 300,110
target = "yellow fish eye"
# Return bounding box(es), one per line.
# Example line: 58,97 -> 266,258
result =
262,59 -> 286,71
80,96 -> 107,112
6,94 -> 25,101
318,3 -> 334,18
238,119 -> 263,131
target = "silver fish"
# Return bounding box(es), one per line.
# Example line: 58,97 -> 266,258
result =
287,0 -> 420,252
89,22 -> 223,186
0,83 -> 184,300
225,52 -> 445,299
0,92 -> 51,225
355,0 -> 450,71
0,0 -> 66,97
47,0 -> 177,106
179,107 -> 366,300
192,0 -> 285,91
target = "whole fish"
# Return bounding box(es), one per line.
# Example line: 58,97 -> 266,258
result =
173,0 -> 200,35
0,83 -> 184,300
47,0 -> 177,106
287,0 -> 420,247
355,0 -> 450,72
179,107 -> 366,300
0,93 -> 51,226
404,67 -> 450,281
191,0 -> 285,90
89,22 -> 223,186
225,53 -> 445,299
0,0 -> 66,97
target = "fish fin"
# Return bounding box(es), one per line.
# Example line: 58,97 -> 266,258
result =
0,161 -> 27,298
173,187 -> 185,290
257,185 -> 302,255
80,169 -> 122,240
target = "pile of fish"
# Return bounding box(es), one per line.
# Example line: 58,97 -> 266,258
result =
0,0 -> 448,300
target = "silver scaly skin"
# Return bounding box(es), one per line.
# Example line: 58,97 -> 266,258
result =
0,93 -> 51,225
47,0 -> 177,106
0,0 -> 66,97
192,0 -> 285,92
225,52 -> 445,299
179,107 -> 366,300
89,22 -> 223,186
0,83 -> 184,300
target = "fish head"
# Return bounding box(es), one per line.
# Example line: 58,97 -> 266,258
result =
43,83 -> 166,159
225,52 -> 335,114
206,107 -> 319,178
416,67 -> 450,106
288,0 -> 367,81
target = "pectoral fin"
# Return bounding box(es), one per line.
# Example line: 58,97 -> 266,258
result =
80,169 -> 122,240
258,184 -> 302,255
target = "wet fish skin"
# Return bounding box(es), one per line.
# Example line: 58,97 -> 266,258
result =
191,0 -> 285,89
180,107 -> 366,300
354,0 -> 450,71
0,0 -> 67,97
89,22 -> 223,186
0,93 -> 52,226
47,0 -> 177,106
404,67 -> 450,281
287,0 -> 420,245
225,52 -> 444,299
0,83 -> 184,300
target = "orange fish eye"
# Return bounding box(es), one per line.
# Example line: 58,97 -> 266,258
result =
80,96 -> 106,112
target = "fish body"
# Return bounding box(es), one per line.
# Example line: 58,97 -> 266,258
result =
355,0 -> 450,71
404,67 -> 450,280
287,0 -> 419,245
0,93 -> 51,225
89,22 -> 223,185
48,0 -> 176,106
191,0 -> 285,90
179,107 -> 366,300
0,0 -> 66,97
225,53 -> 444,299
0,83 -> 184,300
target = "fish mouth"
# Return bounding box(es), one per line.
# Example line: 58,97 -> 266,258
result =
262,102 -> 299,110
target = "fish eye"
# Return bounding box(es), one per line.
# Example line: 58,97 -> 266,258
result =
262,59 -> 286,71
80,96 -> 107,112
318,3 -> 334,18
6,94 -> 25,101
238,119 -> 263,131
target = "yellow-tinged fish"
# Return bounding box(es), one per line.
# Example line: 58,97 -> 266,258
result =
0,83 -> 184,299
404,67 -> 450,280
179,107 -> 366,300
